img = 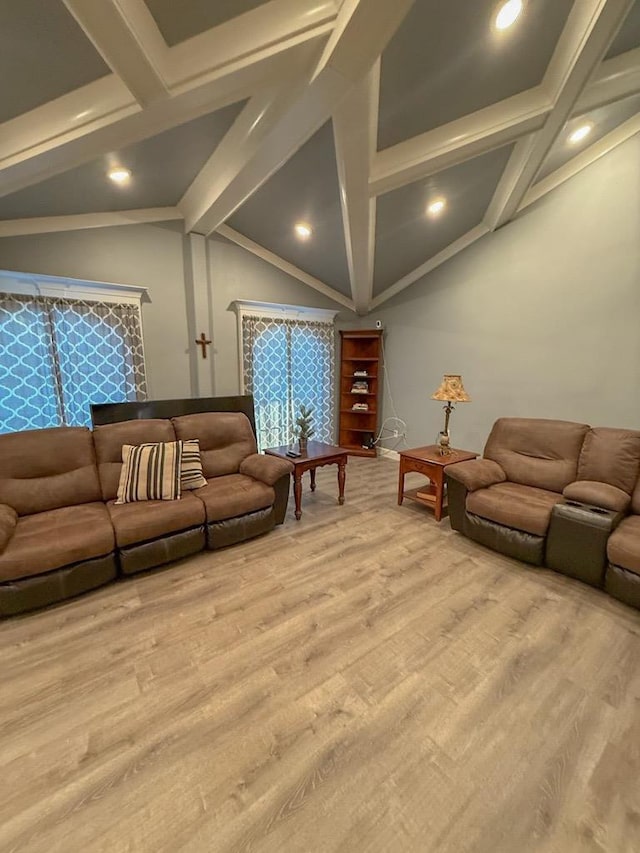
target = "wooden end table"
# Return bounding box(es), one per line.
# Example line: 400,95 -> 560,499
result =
398,445 -> 477,522
264,441 -> 348,521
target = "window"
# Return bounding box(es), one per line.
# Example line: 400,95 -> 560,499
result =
0,278 -> 147,434
236,301 -> 337,450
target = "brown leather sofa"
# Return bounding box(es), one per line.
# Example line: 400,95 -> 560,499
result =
446,418 -> 640,610
0,411 -> 292,617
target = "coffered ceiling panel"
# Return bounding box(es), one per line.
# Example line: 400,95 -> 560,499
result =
144,0 -> 273,46
378,0 -> 575,150
1,0 -> 639,314
228,121 -> 351,297
0,102 -> 246,220
373,145 -> 514,296
536,93 -> 640,182
605,1 -> 640,58
0,0 -> 110,124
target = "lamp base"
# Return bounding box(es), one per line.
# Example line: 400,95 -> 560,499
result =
437,431 -> 451,456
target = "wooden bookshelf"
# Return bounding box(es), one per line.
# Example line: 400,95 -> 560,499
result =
338,329 -> 383,457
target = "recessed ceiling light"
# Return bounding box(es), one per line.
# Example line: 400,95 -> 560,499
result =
427,198 -> 446,217
108,167 -> 131,185
495,0 -> 523,30
294,222 -> 312,239
568,123 -> 593,145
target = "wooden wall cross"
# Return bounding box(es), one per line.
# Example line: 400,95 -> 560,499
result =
195,332 -> 212,359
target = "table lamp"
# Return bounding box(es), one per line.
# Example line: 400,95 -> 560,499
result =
431,374 -> 471,455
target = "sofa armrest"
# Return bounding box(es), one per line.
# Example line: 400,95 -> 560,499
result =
446,459 -> 506,492
0,504 -> 17,554
563,480 -> 631,513
240,453 -> 294,486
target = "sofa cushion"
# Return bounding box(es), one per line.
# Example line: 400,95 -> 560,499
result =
0,503 -> 115,582
577,427 -> 640,494
195,474 -> 274,522
93,419 -> 177,501
116,441 -> 183,503
107,492 -> 205,548
633,478 -> 640,516
0,504 -> 17,554
466,482 -> 562,536
172,413 -> 257,478
0,427 -> 102,516
563,481 -> 631,513
483,418 -> 589,493
607,516 -> 640,577
181,439 -> 207,490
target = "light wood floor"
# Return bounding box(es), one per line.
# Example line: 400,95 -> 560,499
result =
1,457 -> 640,853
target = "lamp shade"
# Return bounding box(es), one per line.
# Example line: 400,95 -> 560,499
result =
431,374 -> 471,403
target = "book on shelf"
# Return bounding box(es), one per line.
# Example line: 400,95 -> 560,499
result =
351,380 -> 369,393
352,402 -> 369,411
353,369 -> 368,377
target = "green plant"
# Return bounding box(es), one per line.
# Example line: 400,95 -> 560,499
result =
294,404 -> 315,441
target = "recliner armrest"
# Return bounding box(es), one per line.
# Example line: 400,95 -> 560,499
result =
0,503 -> 17,554
563,480 -> 631,513
446,459 -> 506,492
239,453 -> 293,486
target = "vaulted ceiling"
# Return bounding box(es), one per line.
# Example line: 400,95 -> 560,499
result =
1,0 -> 640,314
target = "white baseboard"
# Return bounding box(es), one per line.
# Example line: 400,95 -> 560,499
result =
377,447 -> 400,460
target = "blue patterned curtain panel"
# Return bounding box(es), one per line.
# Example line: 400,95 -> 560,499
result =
0,293 -> 147,434
242,315 -> 335,449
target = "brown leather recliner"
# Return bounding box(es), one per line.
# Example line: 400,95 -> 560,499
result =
447,418 -> 640,610
171,412 -> 292,549
447,418 -> 589,565
0,427 -> 117,616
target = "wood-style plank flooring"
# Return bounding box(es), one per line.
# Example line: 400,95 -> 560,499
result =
1,457 -> 640,853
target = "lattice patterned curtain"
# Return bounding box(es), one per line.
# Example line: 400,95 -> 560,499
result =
242,314 -> 335,449
0,293 -> 147,434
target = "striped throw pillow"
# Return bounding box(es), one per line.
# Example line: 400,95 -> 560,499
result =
115,441 -> 183,503
181,439 -> 207,490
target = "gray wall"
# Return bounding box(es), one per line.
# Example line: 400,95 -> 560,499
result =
375,134 -> 640,455
0,222 -> 191,399
208,235 -> 354,396
0,222 -> 354,404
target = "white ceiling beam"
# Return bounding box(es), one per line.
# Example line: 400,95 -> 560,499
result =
0,75 -> 137,171
370,224 -> 489,309
311,0 -> 409,83
166,0 -> 337,94
180,44 -> 318,234
333,62 -> 379,315
485,0 -> 635,231
217,225 -> 355,311
0,52 -> 295,201
519,111 -> 640,211
62,0 -> 168,106
0,2 -> 337,200
0,208 -> 182,239
370,88 -> 550,197
185,0 -> 415,236
575,46 -> 640,112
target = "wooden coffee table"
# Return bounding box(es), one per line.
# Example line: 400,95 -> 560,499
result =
264,441 -> 348,520
398,444 -> 477,522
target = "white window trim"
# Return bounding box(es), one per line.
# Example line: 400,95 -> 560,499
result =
233,300 -> 338,394
0,268 -> 149,306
